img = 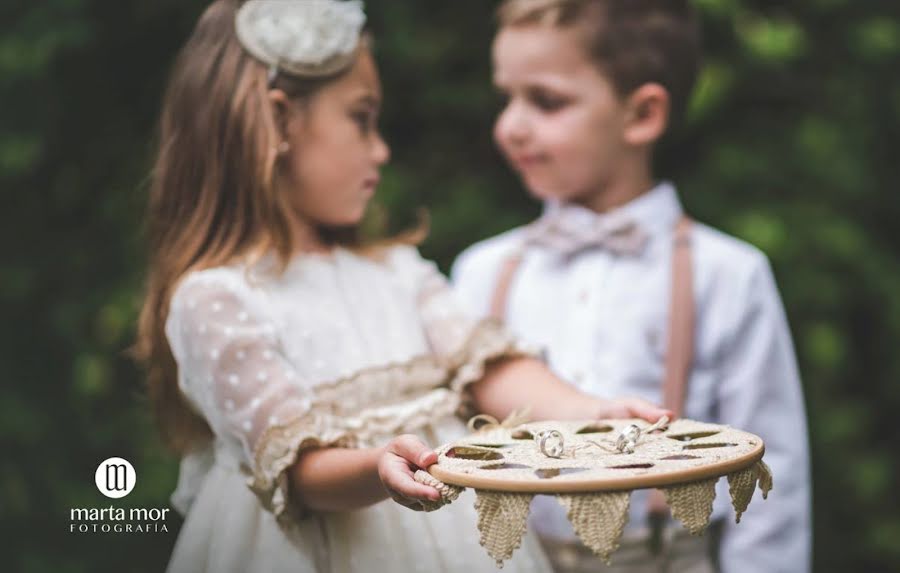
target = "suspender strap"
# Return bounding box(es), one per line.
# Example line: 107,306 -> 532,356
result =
662,216 -> 694,418
489,252 -> 524,321
648,215 -> 694,520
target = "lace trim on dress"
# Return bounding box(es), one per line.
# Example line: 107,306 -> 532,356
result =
314,357 -> 448,415
447,319 -> 542,393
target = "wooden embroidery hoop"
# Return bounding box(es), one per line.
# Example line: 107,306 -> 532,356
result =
428,418 -> 765,494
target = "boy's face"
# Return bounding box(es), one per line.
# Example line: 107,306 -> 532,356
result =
492,24 -> 629,204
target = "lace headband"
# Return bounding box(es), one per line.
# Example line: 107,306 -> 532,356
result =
235,0 -> 366,82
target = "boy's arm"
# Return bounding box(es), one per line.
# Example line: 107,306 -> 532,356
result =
716,254 -> 812,573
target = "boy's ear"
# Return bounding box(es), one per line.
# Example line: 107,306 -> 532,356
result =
622,83 -> 670,147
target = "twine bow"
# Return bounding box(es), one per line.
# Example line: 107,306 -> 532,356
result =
467,408 -> 532,434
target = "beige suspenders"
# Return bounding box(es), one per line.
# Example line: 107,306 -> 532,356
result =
650,216 -> 694,517
488,216 -> 695,519
489,252 -> 525,320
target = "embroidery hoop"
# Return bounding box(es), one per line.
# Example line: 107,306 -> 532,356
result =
430,418 -> 764,492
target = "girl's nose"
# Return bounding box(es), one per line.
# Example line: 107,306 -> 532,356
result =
373,131 -> 390,165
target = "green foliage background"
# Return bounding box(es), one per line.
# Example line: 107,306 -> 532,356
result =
2,0 -> 898,571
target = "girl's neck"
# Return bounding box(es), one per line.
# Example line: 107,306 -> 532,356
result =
287,212 -> 333,256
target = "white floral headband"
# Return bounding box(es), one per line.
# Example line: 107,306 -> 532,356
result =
235,0 -> 366,83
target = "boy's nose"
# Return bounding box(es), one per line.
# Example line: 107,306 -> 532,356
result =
495,103 -> 530,147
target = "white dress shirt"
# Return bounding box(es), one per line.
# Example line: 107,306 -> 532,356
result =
451,182 -> 812,573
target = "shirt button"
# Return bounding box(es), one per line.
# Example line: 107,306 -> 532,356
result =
578,289 -> 590,303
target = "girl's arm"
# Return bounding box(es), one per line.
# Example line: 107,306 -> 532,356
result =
469,356 -> 670,422
290,436 -> 440,513
166,274 -> 441,516
290,356 -> 668,514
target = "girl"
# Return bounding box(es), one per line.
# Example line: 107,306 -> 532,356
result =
133,1 -> 669,572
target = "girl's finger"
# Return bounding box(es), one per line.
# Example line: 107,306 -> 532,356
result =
388,434 -> 437,468
383,459 -> 441,501
388,489 -> 426,511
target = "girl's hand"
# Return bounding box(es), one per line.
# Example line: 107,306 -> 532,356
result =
377,434 -> 442,511
592,396 -> 672,423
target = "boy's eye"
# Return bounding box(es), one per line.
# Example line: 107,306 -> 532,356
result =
528,89 -> 568,112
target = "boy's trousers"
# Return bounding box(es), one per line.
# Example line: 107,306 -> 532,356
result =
539,528 -> 714,573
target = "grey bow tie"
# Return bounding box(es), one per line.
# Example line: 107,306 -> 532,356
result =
524,211 -> 649,258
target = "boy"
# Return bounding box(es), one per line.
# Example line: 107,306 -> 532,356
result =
451,1 -> 811,571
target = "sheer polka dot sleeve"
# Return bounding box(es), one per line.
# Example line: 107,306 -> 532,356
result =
164,270 -> 347,527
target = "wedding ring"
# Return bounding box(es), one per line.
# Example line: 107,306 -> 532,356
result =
535,429 -> 565,459
615,416 -> 669,454
616,424 -> 642,454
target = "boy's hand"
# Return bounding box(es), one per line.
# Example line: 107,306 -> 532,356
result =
377,434 -> 441,511
593,397 -> 672,423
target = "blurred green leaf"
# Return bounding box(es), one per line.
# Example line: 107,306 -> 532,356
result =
737,14 -> 808,62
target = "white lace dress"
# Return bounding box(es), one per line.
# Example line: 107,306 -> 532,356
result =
164,245 -> 551,573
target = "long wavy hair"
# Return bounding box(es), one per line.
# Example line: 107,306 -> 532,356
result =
132,0 -> 423,455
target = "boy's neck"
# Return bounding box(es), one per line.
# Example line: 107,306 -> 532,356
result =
572,169 -> 656,214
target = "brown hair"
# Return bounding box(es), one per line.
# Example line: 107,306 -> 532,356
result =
132,0 -> 422,455
497,0 -> 701,125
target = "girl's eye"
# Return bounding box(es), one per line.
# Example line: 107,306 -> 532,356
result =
352,110 -> 376,133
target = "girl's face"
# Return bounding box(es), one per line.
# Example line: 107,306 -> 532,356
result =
492,24 -> 629,203
278,48 -> 390,229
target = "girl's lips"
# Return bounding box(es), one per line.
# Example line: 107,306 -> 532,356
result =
362,177 -> 380,195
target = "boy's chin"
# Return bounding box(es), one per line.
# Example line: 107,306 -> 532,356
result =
524,181 -> 582,204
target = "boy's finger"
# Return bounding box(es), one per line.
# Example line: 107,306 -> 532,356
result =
625,398 -> 673,422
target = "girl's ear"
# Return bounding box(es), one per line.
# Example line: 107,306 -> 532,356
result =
268,89 -> 301,140
622,83 -> 670,147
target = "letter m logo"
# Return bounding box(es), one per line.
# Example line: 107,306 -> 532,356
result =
106,463 -> 128,492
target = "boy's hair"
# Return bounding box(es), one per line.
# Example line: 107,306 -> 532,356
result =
498,0 -> 701,126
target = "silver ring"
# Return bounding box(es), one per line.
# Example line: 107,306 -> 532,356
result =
616,424 -> 642,454
615,416 -> 670,454
536,430 -> 565,458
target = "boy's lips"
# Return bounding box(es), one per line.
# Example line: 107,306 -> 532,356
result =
511,153 -> 547,170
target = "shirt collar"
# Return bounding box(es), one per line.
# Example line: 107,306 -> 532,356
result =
541,181 -> 683,240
